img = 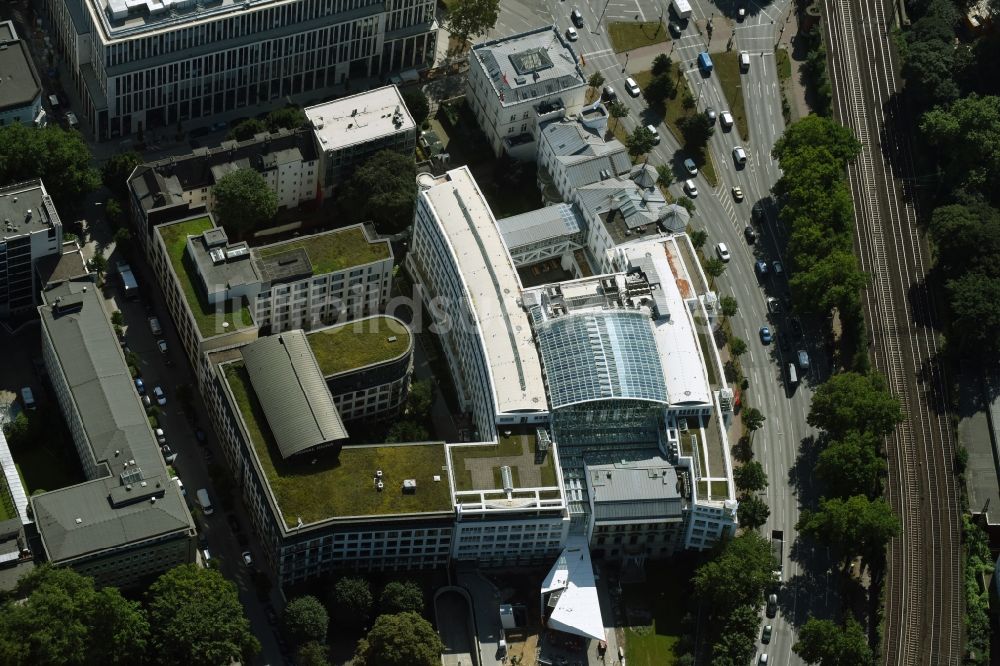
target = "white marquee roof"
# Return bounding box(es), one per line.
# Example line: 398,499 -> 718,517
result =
541,538 -> 606,641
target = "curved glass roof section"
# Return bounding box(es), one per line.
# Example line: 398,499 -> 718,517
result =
534,310 -> 668,409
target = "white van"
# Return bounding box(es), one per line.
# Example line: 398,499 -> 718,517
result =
625,77 -> 641,97
196,488 -> 214,515
788,363 -> 798,386
739,51 -> 751,71
20,387 -> 36,410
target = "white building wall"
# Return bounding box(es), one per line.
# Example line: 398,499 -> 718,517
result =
452,514 -> 569,566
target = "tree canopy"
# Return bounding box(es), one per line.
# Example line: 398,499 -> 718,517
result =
643,72 -> 677,108
353,612 -> 444,666
212,168 -> 279,238
921,95 -> 1000,198
734,460 -> 768,493
380,580 -> 425,615
266,107 -> 308,133
693,532 -> 774,617
793,618 -> 873,666
737,494 -> 770,531
651,53 -> 672,77
402,89 -> 430,126
815,431 -> 884,499
229,118 -> 267,141
146,564 -> 259,666
331,576 -> 373,627
445,0 -> 501,45
679,113 -> 714,149
807,372 -> 902,439
283,595 -> 328,646
102,151 -> 143,198
797,495 -> 900,565
0,124 -> 100,215
339,150 -> 417,234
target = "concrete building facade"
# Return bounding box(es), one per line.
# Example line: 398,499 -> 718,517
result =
0,22 -> 44,128
0,180 -> 64,318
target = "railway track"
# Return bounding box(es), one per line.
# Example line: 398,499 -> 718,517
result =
821,0 -> 963,663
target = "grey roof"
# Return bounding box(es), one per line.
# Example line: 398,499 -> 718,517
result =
0,27 -> 41,113
36,243 -> 91,288
658,204 -> 691,233
575,177 -> 668,245
532,309 -> 669,409
187,228 -> 261,296
0,180 -> 62,239
497,203 -> 585,250
255,246 -> 313,284
539,120 -> 632,190
472,26 -> 586,108
241,331 -> 348,459
587,455 -> 686,522
32,282 -> 192,563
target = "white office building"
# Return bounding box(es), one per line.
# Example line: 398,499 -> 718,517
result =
467,26 -> 588,159
44,0 -> 437,139
0,180 -> 64,318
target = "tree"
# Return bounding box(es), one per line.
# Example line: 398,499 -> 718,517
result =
228,118 -> 267,141
380,580 -> 425,615
105,198 -> 125,229
902,10 -> 969,110
693,532 -> 774,616
734,460 -> 768,493
793,618 -> 873,666
926,203 -> 1000,282
737,494 -> 770,530
720,295 -> 738,318
406,379 -> 434,418
656,163 -> 675,189
0,124 -> 99,214
807,372 -> 902,439
643,72 -> 677,108
102,151 -> 143,198
946,270 -> 1000,359
815,431 -> 884,498
729,337 -> 748,357
788,249 -> 867,317
651,53 -> 672,76
266,107 -> 308,133
772,114 -> 861,168
797,495 -> 900,566
607,100 -> 630,132
677,196 -> 696,215
742,407 -> 765,434
88,252 -> 108,277
339,150 -> 417,234
147,564 -> 260,666
703,257 -> 726,278
402,89 -> 431,126
331,576 -> 373,627
386,420 -> 430,443
111,310 -> 125,327
0,565 -> 149,666
297,641 -> 330,666
353,612 -> 445,666
283,595 -> 328,646
689,228 -> 708,248
114,227 -> 132,250
679,113 -> 714,149
445,0 -> 501,45
212,168 -> 279,239
711,604 -> 760,665
588,71 -> 606,92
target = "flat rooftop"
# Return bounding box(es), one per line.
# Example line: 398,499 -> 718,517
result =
306,86 -> 415,153
0,29 -> 41,113
307,315 -> 411,377
156,217 -> 254,338
421,167 -> 547,415
449,430 -> 559,493
586,454 -> 686,522
0,181 -> 59,239
471,25 -> 586,108
255,224 -> 391,278
222,361 -> 453,527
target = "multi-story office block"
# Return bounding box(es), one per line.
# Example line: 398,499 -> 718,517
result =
307,315 -> 414,422
44,0 -> 437,139
0,180 -> 64,318
407,166 -> 548,441
0,22 -> 44,128
466,26 -> 587,158
33,282 -> 195,588
305,85 -> 417,193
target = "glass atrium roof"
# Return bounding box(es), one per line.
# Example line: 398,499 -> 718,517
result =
534,310 -> 668,409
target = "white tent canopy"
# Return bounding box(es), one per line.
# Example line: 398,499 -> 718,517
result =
541,538 -> 606,641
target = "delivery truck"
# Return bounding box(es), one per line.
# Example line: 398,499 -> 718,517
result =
671,0 -> 693,19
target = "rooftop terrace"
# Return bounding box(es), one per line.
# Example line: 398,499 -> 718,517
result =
157,217 -> 254,338
256,224 -> 390,277
449,431 -> 559,492
223,362 -> 452,526
307,316 -> 411,376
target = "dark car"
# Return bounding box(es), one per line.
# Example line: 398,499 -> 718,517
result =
571,8 -> 584,27
766,593 -> 778,617
752,201 -> 765,224
669,21 -> 682,37
755,259 -> 769,277
744,225 -> 757,244
759,326 -> 773,344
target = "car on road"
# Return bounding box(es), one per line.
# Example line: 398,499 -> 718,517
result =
683,157 -> 698,176
148,316 -> 162,336
172,476 -> 186,497
744,225 -> 757,244
752,201 -> 765,224
766,296 -> 780,314
733,146 -> 748,166
141,394 -> 151,409
772,260 -> 784,275
705,106 -> 717,123
758,655 -> 769,665
766,593 -> 778,617
669,21 -> 682,37
625,77 -> 640,96
602,85 -> 617,101
155,427 -> 166,444
732,186 -> 744,202
720,110 -> 734,130
759,327 -> 773,344
135,378 -> 146,395
798,349 -> 810,369
737,4 -> 746,20
153,385 -> 167,405
566,26 -> 578,41
740,50 -> 751,72
716,243 -> 731,262
242,551 -> 253,567
161,445 -> 178,464
571,8 -> 584,27
755,259 -> 769,276
646,124 -> 660,144
157,339 -> 168,355
684,179 -> 699,197
762,624 -> 772,643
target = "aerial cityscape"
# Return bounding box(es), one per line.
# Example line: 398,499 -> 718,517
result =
0,0 -> 995,663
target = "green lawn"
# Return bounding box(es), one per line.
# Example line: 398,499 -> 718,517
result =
157,217 -> 254,338
224,363 -> 452,526
710,480 -> 730,498
307,316 -> 411,376
608,22 -> 668,53
449,432 -> 558,491
256,226 -> 390,275
622,565 -> 691,666
0,479 -> 16,522
713,51 -> 749,142
776,47 -> 792,82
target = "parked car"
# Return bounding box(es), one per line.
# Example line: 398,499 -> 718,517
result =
142,394 -> 152,409
148,316 -> 162,336
195,428 -> 207,445
155,427 -> 166,444
602,85 -> 617,101
683,157 -> 698,176
797,349 -> 810,369
134,378 -> 146,395
766,296 -> 780,314
752,201 -> 765,224
157,339 -> 168,355
153,385 -> 166,405
772,260 -> 784,275
161,445 -> 178,464
740,50 -> 751,71
684,179 -> 699,197
265,605 -> 279,626
716,243 -> 731,262
669,20 -> 682,37
759,326 -> 773,344
242,551 -> 253,567
744,225 -> 757,244
755,259 -> 769,276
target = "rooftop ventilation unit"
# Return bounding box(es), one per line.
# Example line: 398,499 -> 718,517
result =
209,248 -> 226,264
500,466 -> 513,493
402,479 -> 417,494
225,244 -> 250,261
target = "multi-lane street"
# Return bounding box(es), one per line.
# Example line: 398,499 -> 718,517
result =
489,0 -> 818,662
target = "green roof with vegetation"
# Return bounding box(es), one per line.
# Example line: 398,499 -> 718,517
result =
256,225 -> 390,275
307,316 -> 411,376
449,431 -> 559,492
224,362 -> 452,526
157,217 -> 254,338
